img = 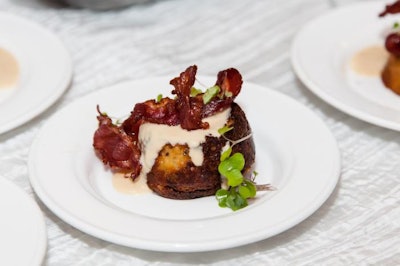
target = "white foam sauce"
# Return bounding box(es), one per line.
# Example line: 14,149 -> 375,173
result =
112,108 -> 231,194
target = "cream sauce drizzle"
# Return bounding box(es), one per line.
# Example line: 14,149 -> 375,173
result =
138,107 -> 231,176
0,48 -> 19,89
112,108 -> 231,195
112,172 -> 152,194
350,45 -> 389,76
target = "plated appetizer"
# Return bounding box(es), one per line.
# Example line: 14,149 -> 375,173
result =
380,0 -> 400,94
93,65 -> 267,210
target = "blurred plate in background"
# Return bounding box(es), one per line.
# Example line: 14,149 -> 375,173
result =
0,12 -> 72,134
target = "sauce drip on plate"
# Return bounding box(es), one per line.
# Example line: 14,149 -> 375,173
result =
350,45 -> 389,77
0,48 -> 19,89
112,172 -> 152,194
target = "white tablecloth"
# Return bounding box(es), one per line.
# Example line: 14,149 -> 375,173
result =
0,0 -> 399,265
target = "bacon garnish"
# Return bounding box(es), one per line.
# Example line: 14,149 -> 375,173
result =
379,0 -> 400,17
122,97 -> 179,141
93,107 -> 142,179
203,68 -> 243,117
93,65 -> 243,178
216,68 -> 243,98
170,65 -> 208,130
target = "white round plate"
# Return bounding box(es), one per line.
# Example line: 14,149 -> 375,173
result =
292,1 -> 400,131
0,12 -> 72,134
0,177 -> 47,265
28,77 -> 340,252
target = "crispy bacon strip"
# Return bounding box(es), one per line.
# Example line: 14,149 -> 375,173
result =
216,68 -> 243,98
379,0 -> 400,17
93,65 -> 243,178
170,65 -> 208,130
122,97 -> 179,140
93,107 -> 142,179
203,68 -> 243,117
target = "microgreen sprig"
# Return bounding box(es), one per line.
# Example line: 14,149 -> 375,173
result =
203,85 -> 220,104
218,125 -> 233,135
216,144 -> 257,211
190,87 -> 202,97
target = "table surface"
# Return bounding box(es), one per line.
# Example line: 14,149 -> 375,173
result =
1,0 -> 399,265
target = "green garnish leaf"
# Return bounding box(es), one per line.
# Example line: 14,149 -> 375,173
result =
219,159 -> 242,186
227,190 -> 247,211
225,193 -> 237,210
226,169 -> 244,187
190,87 -> 202,97
234,194 -> 248,209
215,189 -> 228,207
220,147 -> 232,161
156,94 -> 163,103
243,180 -> 257,198
218,125 -> 233,135
218,152 -> 245,187
203,85 -> 220,104
238,185 -> 251,199
227,153 -> 245,171
394,22 -> 399,29
224,91 -> 233,98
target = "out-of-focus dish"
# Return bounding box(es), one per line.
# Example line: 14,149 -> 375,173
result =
28,77 -> 340,252
0,12 -> 72,134
61,0 -> 151,10
292,1 -> 400,131
379,0 -> 400,93
0,177 -> 47,266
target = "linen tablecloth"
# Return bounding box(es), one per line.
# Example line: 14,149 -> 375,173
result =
0,0 -> 399,265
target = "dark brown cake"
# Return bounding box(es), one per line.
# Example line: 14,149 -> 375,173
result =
146,103 -> 255,199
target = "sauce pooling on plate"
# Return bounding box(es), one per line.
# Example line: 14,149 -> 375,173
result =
0,48 -> 19,89
350,45 -> 389,76
112,172 -> 152,194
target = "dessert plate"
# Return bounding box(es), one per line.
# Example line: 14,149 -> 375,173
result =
28,77 -> 340,252
292,1 -> 400,131
0,12 -> 72,134
0,177 -> 47,265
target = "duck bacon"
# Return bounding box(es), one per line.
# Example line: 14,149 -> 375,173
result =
93,107 -> 142,179
171,65 -> 208,130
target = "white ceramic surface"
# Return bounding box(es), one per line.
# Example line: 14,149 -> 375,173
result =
0,12 -> 72,134
291,1 -> 400,131
0,177 -> 47,266
28,77 -> 340,252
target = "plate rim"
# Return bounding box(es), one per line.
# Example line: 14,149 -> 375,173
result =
28,78 -> 341,252
0,11 -> 72,134
291,1 -> 400,132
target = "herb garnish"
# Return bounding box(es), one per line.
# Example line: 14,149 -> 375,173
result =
216,147 -> 257,211
190,87 -> 202,97
203,85 -> 220,104
215,127 -> 257,211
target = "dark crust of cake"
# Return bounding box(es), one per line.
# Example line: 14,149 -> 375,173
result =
146,102 -> 255,200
